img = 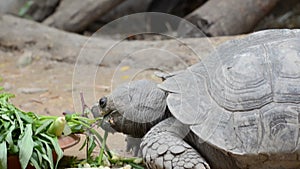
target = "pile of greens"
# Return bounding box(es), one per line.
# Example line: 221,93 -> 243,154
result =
64,105 -> 144,169
0,91 -> 65,169
0,89 -> 144,169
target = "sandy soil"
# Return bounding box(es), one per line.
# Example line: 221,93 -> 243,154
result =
0,51 -> 134,159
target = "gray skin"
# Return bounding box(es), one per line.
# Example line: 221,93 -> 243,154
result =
98,29 -> 300,169
125,136 -> 142,156
92,103 -> 142,156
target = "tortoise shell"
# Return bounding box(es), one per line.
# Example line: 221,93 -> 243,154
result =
158,29 -> 300,156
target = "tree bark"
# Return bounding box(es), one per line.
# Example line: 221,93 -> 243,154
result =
27,0 -> 60,21
0,15 -> 237,69
43,0 -> 125,33
185,0 -> 279,36
100,0 -> 153,23
0,0 -> 26,15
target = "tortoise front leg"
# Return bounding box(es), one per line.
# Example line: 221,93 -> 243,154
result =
125,136 -> 142,157
141,117 -> 210,169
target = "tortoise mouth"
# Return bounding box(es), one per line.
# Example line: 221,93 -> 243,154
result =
99,109 -> 125,133
100,110 -> 110,117
102,110 -> 121,126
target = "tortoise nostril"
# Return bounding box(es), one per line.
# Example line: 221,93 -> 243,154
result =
99,97 -> 107,109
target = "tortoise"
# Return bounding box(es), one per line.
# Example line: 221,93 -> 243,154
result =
96,29 -> 300,169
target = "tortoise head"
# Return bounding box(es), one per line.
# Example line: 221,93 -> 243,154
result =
98,80 -> 168,138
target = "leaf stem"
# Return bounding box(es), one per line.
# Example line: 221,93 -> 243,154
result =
98,131 -> 108,165
69,119 -> 112,158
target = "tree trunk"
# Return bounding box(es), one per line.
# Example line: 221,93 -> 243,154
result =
0,15 -> 237,69
0,0 -> 26,15
43,0 -> 125,33
185,0 -> 279,36
27,0 -> 60,21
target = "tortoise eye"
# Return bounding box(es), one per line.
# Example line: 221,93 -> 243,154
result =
99,97 -> 107,109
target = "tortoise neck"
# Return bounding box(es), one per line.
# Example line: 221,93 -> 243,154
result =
110,109 -> 170,138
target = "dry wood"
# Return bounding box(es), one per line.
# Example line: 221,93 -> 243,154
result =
0,15 -> 237,69
27,0 -> 60,21
43,0 -> 125,33
185,0 -> 279,36
0,0 -> 26,15
100,0 -> 153,23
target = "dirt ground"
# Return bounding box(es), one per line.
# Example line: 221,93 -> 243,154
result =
0,51 -> 134,159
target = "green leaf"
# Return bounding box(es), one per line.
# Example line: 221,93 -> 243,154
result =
37,150 -> 43,165
64,114 -> 72,121
79,138 -> 87,151
3,123 -> 19,154
98,131 -> 108,165
27,111 -> 39,119
40,140 -> 54,169
0,141 -> 7,169
87,136 -> 96,158
14,109 -> 24,134
63,123 -> 72,136
0,133 -> 5,143
18,0 -> 34,17
5,122 -> 16,151
35,120 -> 53,135
3,119 -> 10,129
129,162 -> 145,169
70,123 -> 84,133
40,133 -> 63,169
32,140 -> 44,165
30,155 -> 41,169
41,154 -> 53,169
18,124 -> 34,169
18,111 -> 34,124
1,114 -> 13,123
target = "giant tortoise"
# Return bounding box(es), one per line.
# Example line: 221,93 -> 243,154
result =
97,29 -> 300,169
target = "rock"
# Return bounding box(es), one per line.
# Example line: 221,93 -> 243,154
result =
17,51 -> 33,68
3,82 -> 12,90
18,87 -> 48,94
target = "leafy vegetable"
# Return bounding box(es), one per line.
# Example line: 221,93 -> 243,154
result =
47,117 -> 66,137
18,124 -> 34,169
0,89 -> 144,169
62,97 -> 145,169
0,142 -> 7,169
65,115 -> 145,168
0,92 -> 69,169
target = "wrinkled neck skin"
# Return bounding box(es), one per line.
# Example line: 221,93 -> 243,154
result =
103,109 -> 169,138
100,80 -> 169,138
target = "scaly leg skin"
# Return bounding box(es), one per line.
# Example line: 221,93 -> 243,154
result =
141,117 -> 210,169
125,136 -> 142,157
